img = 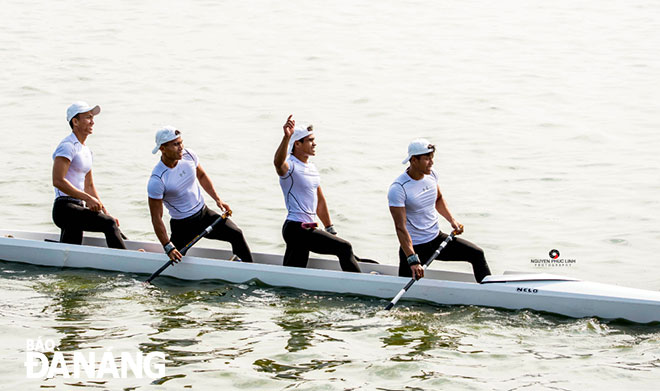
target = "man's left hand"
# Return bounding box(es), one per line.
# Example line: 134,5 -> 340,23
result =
451,220 -> 464,235
216,200 -> 232,214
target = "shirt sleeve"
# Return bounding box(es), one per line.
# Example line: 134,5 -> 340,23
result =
279,157 -> 294,178
53,142 -> 76,161
388,182 -> 406,207
430,169 -> 439,183
147,176 -> 165,200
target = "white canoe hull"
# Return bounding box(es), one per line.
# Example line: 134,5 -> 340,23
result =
1,230 -> 660,323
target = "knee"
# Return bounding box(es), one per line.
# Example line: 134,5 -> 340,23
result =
231,225 -> 244,237
472,247 -> 486,263
338,239 -> 353,256
101,215 -> 119,231
226,225 -> 245,242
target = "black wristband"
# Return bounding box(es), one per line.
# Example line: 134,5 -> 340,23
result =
406,254 -> 420,266
163,242 -> 176,254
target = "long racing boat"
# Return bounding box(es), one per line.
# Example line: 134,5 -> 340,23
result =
1,229 -> 659,323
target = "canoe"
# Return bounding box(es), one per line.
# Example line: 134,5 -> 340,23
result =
1,229 -> 660,323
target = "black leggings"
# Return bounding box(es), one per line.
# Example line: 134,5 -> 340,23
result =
170,205 -> 253,263
282,220 -> 361,273
52,197 -> 126,249
398,232 -> 492,282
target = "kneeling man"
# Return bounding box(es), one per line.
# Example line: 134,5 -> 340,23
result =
148,126 -> 253,263
273,115 -> 361,273
388,139 -> 491,282
52,102 -> 126,249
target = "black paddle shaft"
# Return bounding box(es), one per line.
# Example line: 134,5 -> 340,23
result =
384,232 -> 455,310
145,213 -> 229,284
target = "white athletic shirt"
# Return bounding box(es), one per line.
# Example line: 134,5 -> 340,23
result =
388,169 -> 440,245
52,132 -> 93,199
279,155 -> 320,223
147,148 -> 205,220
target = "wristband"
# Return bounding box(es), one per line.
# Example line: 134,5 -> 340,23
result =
406,254 -> 420,266
325,225 -> 337,235
163,242 -> 176,254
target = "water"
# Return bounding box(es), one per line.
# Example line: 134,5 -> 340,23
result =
1,0 -> 660,389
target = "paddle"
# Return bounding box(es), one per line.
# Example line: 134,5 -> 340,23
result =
384,229 -> 459,310
144,211 -> 231,284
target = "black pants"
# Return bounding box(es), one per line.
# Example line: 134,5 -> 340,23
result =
52,197 -> 126,249
282,220 -> 361,273
170,205 -> 253,263
398,232 -> 491,282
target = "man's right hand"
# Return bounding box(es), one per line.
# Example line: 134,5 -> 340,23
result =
85,195 -> 103,212
411,264 -> 424,280
168,248 -> 183,263
283,114 -> 295,137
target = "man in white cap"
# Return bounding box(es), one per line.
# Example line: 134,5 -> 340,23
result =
388,139 -> 491,282
147,126 -> 253,263
273,115 -> 361,272
51,101 -> 126,249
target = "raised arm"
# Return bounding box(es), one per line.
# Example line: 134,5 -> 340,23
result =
52,156 -> 102,211
196,163 -> 231,213
274,114 -> 295,176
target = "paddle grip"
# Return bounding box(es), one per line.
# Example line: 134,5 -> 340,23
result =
384,232 -> 455,310
144,212 -> 230,284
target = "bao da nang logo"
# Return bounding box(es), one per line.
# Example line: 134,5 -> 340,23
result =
24,337 -> 166,379
530,249 -> 576,267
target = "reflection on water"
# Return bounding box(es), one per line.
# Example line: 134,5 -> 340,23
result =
2,262 -> 660,389
141,283 -> 249,368
383,323 -> 464,361
34,273 -> 115,352
253,357 -> 352,380
276,299 -> 335,353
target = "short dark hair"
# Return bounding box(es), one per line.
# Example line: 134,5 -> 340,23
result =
68,114 -> 79,129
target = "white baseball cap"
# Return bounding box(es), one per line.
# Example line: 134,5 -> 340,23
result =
66,101 -> 100,122
152,126 -> 181,154
402,138 -> 435,164
288,125 -> 314,153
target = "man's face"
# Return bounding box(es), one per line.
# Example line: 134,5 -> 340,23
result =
411,152 -> 434,174
295,135 -> 316,157
72,111 -> 95,135
160,137 -> 184,160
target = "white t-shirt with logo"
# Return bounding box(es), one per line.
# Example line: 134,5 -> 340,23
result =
279,155 -> 320,223
52,132 -> 93,199
147,149 -> 205,220
387,170 -> 440,245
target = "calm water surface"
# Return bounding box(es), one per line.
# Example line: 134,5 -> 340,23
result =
1,0 -> 660,389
